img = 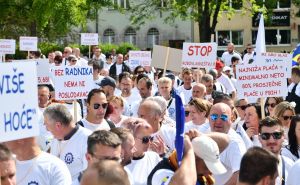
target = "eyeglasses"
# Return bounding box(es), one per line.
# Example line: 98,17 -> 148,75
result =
185,111 -> 190,117
247,48 -> 252,49
210,114 -> 229,121
93,103 -> 108,110
236,105 -> 247,111
266,103 -> 276,108
137,70 -> 144,74
137,136 -> 154,144
259,132 -> 283,140
71,60 -> 77,62
282,116 -> 293,121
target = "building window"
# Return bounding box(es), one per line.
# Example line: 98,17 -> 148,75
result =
113,0 -> 130,9
252,29 -> 291,45
256,0 -> 290,9
228,0 -> 242,9
124,27 -> 136,45
217,30 -> 243,46
160,0 -> 168,8
103,28 -> 115,44
147,28 -> 159,48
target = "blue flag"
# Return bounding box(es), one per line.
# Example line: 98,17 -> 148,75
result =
292,44 -> 300,66
175,92 -> 185,165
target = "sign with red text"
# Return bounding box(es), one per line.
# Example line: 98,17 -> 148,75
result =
81,33 -> 99,45
236,63 -> 287,99
182,42 -> 217,69
0,39 -> 16,54
19,36 -> 38,51
257,52 -> 292,78
36,59 -> 51,84
51,66 -> 93,100
0,61 -> 39,142
129,51 -> 151,69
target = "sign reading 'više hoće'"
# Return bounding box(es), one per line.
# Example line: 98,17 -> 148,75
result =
0,39 -> 16,54
0,62 -> 39,142
51,66 -> 94,100
236,62 -> 287,99
81,33 -> 99,46
182,42 -> 217,69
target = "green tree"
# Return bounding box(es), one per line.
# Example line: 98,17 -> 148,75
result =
0,0 -> 111,41
129,0 -> 300,42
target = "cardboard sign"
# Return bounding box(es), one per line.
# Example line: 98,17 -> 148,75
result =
81,33 -> 99,46
0,62 -> 39,142
0,39 -> 16,54
182,42 -> 217,69
236,63 -> 287,99
51,66 -> 94,100
152,45 -> 182,72
129,51 -> 151,69
20,36 -> 38,51
257,52 -> 292,78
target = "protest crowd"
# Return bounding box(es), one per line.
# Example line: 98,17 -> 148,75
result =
1,40 -> 300,185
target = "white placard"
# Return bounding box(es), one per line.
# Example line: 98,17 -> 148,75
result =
51,66 -> 94,100
36,59 -> 51,84
236,63 -> 287,99
0,62 -> 39,142
182,42 -> 217,69
81,33 -> 99,46
257,52 -> 292,78
129,51 -> 152,69
0,39 -> 16,54
20,36 -> 38,51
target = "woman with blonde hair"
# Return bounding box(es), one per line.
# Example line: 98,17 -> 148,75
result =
108,96 -> 128,127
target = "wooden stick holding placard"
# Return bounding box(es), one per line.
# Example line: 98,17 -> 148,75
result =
3,54 -> 5,62
162,47 -> 170,76
260,97 -> 265,119
28,51 -> 30,59
89,45 -> 91,60
73,100 -> 78,122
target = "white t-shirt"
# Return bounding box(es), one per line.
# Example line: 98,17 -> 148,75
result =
213,129 -> 246,185
176,85 -> 193,105
16,152 -> 72,185
151,169 -> 174,185
275,155 -> 294,185
64,102 -> 83,123
281,146 -> 300,162
50,126 -> 92,182
217,73 -> 236,94
221,51 -> 242,66
37,109 -> 53,151
287,82 -> 300,96
116,64 -> 123,76
78,57 -> 88,66
286,159 -> 300,185
232,119 -> 253,149
126,151 -> 161,185
155,124 -> 176,151
166,97 -> 176,121
122,92 -> 142,117
103,62 -> 112,70
80,118 -> 111,131
242,52 -> 254,64
184,121 -> 210,133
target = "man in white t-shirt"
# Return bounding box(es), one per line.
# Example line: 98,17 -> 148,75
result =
242,44 -> 254,64
258,117 -> 294,185
177,68 -> 193,105
73,47 -> 88,66
286,159 -> 300,185
221,43 -> 242,66
43,104 -> 92,182
4,137 -> 72,185
0,144 -> 16,185
88,60 -> 104,89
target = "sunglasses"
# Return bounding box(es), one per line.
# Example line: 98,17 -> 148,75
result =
185,111 -> 190,117
137,70 -> 144,74
282,116 -> 293,121
210,114 -> 229,121
259,132 -> 283,140
266,103 -> 276,108
236,105 -> 247,111
71,60 -> 77,62
138,136 -> 154,144
93,103 -> 108,110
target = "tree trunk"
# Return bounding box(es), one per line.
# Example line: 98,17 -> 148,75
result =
198,0 -> 211,42
30,21 -> 37,36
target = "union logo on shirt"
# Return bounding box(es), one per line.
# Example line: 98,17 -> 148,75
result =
28,181 -> 39,185
65,152 -> 74,164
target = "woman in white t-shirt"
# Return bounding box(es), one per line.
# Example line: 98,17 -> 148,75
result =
184,98 -> 211,133
108,96 -> 128,127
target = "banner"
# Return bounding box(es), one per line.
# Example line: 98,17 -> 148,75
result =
0,62 -> 39,142
0,39 -> 16,54
51,66 -> 94,100
236,63 -> 287,99
182,42 -> 217,69
20,36 -> 38,51
81,33 -> 99,46
129,51 -> 151,69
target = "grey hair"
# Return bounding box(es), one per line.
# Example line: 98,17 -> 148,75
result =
142,98 -> 163,117
201,74 -> 214,83
146,96 -> 167,113
43,104 -> 73,126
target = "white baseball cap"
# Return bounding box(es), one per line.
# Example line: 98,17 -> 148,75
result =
223,66 -> 232,72
192,135 -> 227,175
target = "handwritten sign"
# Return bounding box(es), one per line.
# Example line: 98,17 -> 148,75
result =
236,63 -> 287,99
20,36 -> 38,51
51,66 -> 94,100
182,42 -> 217,69
152,45 -> 182,72
0,39 -> 16,54
81,33 -> 99,46
129,51 -> 151,69
257,52 -> 292,78
0,62 -> 39,142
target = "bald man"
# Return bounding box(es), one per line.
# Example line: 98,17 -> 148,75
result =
192,83 -> 206,99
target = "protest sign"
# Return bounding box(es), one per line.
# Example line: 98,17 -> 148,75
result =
182,42 -> 217,69
36,59 -> 51,84
0,39 -> 16,54
81,33 -> 99,46
129,51 -> 151,69
257,52 -> 292,78
19,36 -> 38,51
152,45 -> 182,73
0,62 -> 39,142
51,66 -> 94,100
236,63 -> 287,99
